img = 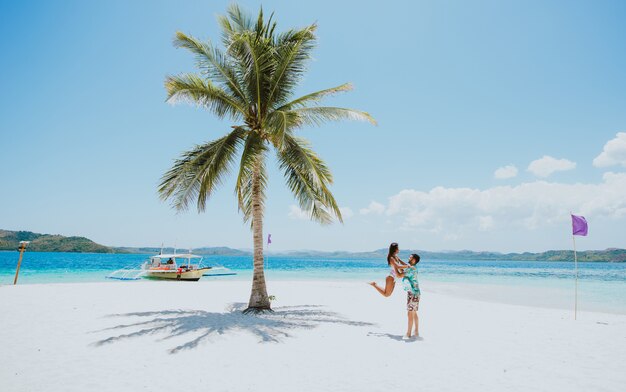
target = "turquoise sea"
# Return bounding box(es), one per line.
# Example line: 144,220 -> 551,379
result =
1,251 -> 625,314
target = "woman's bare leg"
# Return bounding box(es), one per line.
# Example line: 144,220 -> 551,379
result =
369,276 -> 395,297
368,282 -> 386,296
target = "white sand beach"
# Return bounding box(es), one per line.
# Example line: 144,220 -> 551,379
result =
1,280 -> 625,392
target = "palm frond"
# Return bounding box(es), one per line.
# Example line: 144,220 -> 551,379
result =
289,106 -> 377,127
165,73 -> 245,120
228,33 -> 275,119
172,32 -> 248,104
254,7 -> 277,41
266,24 -> 317,108
216,13 -> 236,48
226,3 -> 254,33
264,109 -> 298,151
277,135 -> 342,224
158,127 -> 246,212
220,6 -> 281,120
275,83 -> 353,111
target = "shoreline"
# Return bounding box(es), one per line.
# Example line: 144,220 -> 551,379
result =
3,274 -> 626,315
4,278 -> 625,315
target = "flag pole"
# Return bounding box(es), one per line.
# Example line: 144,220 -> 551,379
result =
570,213 -> 588,321
266,234 -> 271,272
572,233 -> 578,320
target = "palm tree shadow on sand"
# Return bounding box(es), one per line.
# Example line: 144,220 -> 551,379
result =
94,303 -> 374,354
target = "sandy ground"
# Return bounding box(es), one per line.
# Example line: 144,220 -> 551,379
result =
1,280 -> 624,392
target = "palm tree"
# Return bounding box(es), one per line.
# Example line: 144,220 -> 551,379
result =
159,4 -> 376,313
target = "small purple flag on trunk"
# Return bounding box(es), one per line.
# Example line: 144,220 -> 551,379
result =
267,234 -> 272,245
571,215 -> 588,236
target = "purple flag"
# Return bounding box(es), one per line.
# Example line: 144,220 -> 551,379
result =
571,215 -> 588,236
267,234 -> 272,245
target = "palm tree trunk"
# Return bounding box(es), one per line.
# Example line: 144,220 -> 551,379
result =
244,158 -> 271,313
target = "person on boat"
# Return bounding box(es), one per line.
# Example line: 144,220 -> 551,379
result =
368,242 -> 408,297
399,253 -> 421,339
166,258 -> 175,269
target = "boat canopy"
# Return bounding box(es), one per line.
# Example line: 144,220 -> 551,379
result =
152,254 -> 202,259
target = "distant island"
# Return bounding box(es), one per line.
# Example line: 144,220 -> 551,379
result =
0,230 -> 257,255
0,229 -> 114,253
1,229 -> 624,262
113,246 -> 251,256
289,249 -> 626,263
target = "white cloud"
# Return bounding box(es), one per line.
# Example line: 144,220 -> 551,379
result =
359,201 -> 386,215
478,215 -> 495,231
593,132 -> 626,168
494,165 -> 518,180
527,155 -> 576,177
339,207 -> 354,219
288,205 -> 309,220
384,172 -> 626,234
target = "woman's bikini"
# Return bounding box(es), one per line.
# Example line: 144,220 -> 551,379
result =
388,256 -> 402,280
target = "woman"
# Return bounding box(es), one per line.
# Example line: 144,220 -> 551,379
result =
368,242 -> 408,297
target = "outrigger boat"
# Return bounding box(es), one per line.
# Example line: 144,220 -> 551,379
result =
142,253 -> 211,281
106,252 -> 235,281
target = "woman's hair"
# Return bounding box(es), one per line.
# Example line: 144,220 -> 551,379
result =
387,242 -> 399,265
410,254 -> 420,264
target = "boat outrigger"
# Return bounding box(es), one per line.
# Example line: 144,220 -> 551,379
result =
106,252 -> 235,281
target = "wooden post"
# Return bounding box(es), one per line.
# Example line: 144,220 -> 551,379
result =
13,241 -> 29,285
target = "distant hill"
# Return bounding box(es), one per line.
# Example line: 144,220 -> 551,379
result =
0,230 -> 115,253
420,249 -> 626,262
270,248 -> 626,262
414,249 -> 626,262
114,246 -> 250,256
1,229 -> 624,261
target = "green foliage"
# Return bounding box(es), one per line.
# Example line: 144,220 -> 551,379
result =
0,230 -> 115,253
159,4 -> 376,223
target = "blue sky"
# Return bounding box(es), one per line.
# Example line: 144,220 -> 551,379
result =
1,0 -> 625,252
